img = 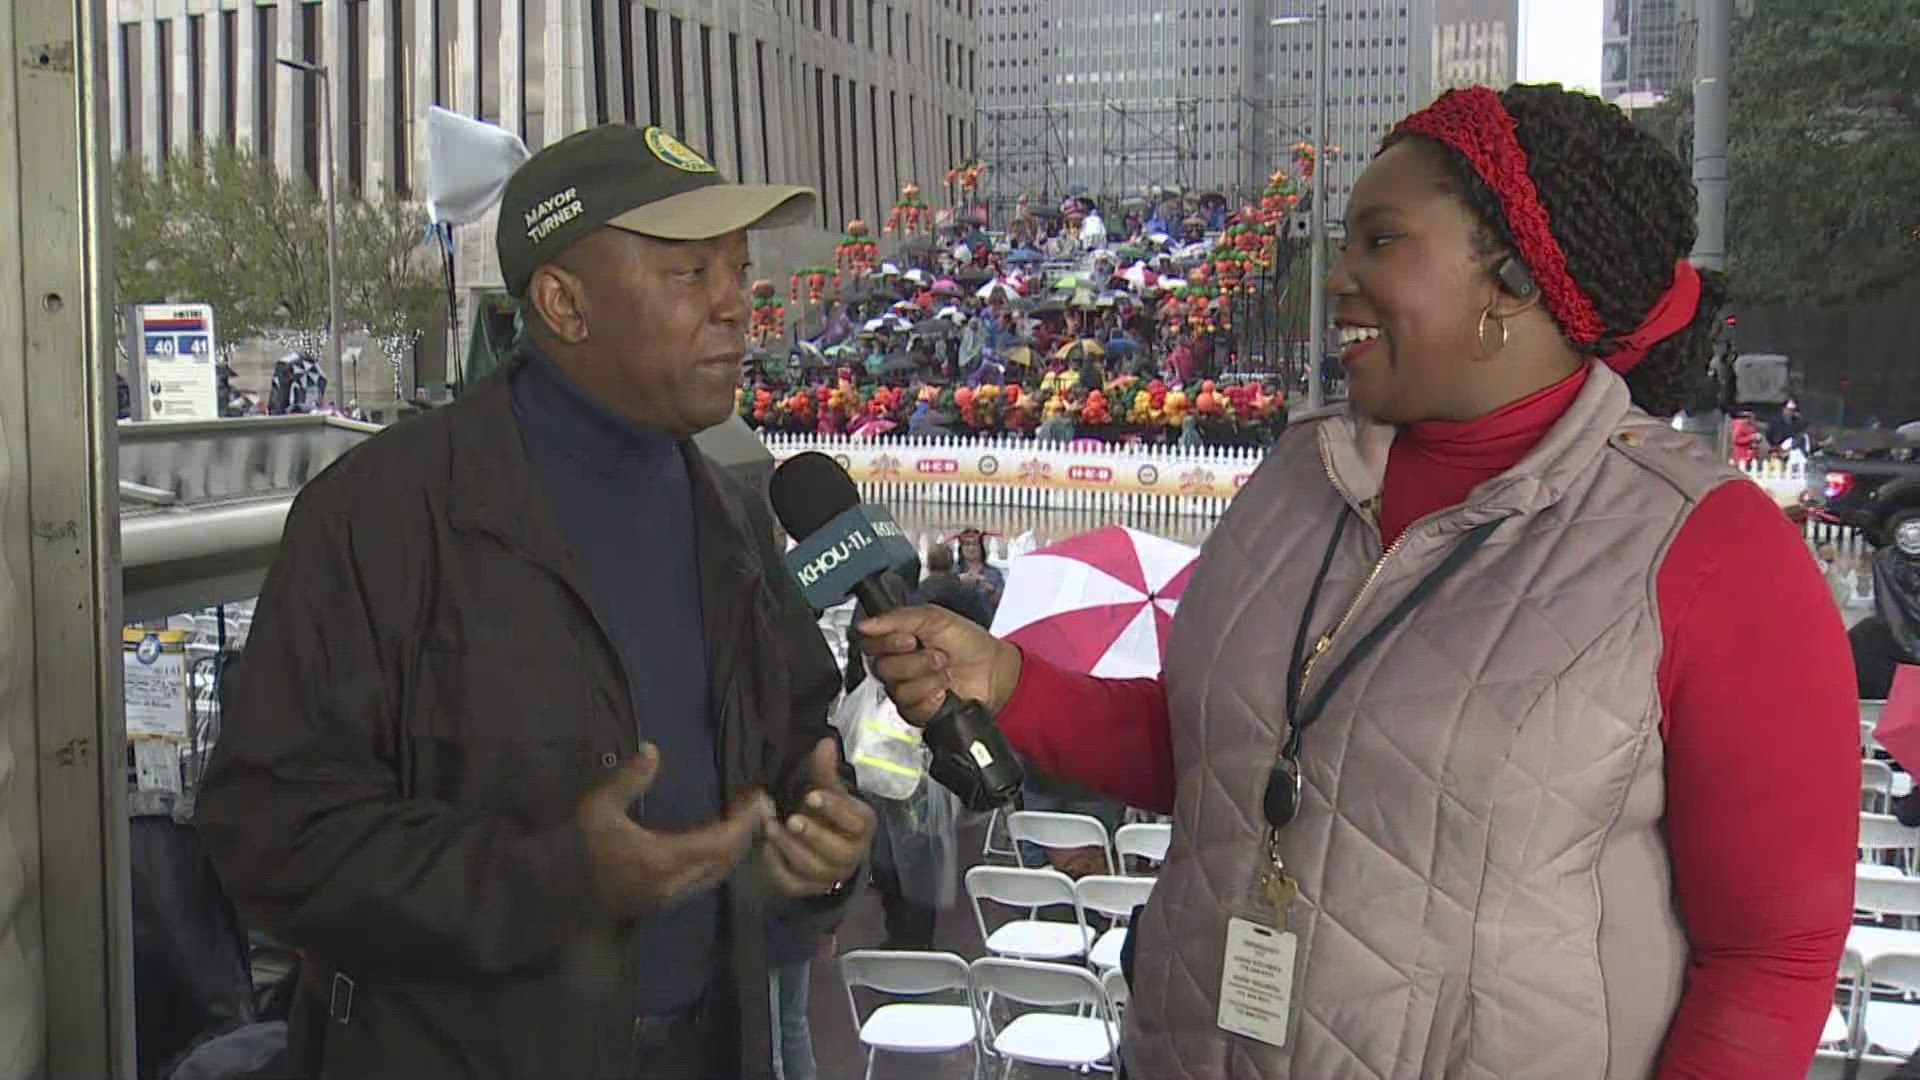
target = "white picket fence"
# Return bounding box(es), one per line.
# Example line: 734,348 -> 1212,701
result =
1739,457 -> 1810,506
758,432 -> 1266,521
760,434 -> 1825,523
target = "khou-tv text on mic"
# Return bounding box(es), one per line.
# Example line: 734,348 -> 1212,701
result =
770,452 -> 1024,810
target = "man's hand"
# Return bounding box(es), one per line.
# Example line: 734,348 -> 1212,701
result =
575,743 -> 773,917
764,738 -> 877,898
857,606 -> 1023,725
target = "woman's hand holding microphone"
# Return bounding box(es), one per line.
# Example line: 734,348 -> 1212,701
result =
855,607 -> 1024,725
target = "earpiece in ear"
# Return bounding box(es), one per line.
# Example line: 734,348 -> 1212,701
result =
1497,256 -> 1538,300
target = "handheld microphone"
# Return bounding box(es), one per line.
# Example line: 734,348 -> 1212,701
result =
770,452 -> 1025,811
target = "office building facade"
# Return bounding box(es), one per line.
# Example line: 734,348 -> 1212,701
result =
105,0 -> 978,377
977,0 -> 1515,221
1600,0 -> 1757,108
1258,0 -> 1516,221
976,0 -> 1270,213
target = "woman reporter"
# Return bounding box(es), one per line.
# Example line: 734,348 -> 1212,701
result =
860,84 -> 1855,1079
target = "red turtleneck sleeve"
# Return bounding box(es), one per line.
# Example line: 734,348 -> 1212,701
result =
996,655 -> 1175,814
1651,479 -> 1855,1077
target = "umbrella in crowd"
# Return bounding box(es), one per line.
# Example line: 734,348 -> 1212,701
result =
1056,339 -> 1107,361
912,316 -> 962,338
990,526 -> 1200,678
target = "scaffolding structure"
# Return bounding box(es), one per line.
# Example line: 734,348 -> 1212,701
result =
977,104 -> 1072,227
1234,92 -> 1314,205
1097,98 -> 1200,210
973,94 -> 1330,227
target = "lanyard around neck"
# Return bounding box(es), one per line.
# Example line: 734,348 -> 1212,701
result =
1267,510 -> 1505,831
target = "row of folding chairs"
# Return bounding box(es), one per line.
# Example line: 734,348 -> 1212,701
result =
982,808 -> 1172,875
841,949 -> 1128,1080
1864,813 -> 1920,876
966,864 -> 1155,973
1865,701 -> 1887,756
1829,860 -> 1920,1068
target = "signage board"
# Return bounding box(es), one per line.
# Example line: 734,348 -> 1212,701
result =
128,303 -> 219,420
123,628 -> 190,740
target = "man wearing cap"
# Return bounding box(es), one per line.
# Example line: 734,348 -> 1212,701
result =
198,125 -> 872,1080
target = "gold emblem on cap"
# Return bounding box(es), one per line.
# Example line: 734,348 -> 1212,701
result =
645,127 -> 716,174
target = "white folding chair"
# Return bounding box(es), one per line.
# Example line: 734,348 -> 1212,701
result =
981,806 -> 1019,864
965,865 -> 1096,962
1866,760 -> 1896,814
1865,952 -> 1920,1059
1114,822 -> 1171,873
1102,967 -> 1130,1018
1861,813 -> 1919,874
1865,701 -> 1890,760
1806,1049 -> 1908,1080
1075,874 -> 1156,974
1851,870 -> 1920,988
1007,810 -> 1116,875
969,957 -> 1119,1072
1822,1003 -> 1851,1049
838,950 -> 980,1080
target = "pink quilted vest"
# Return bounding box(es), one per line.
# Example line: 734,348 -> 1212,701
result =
1127,363 -> 1738,1079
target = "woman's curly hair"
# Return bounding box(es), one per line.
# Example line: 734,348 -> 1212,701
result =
1384,83 -> 1727,417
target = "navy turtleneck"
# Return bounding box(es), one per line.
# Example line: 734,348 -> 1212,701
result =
509,349 -> 717,1015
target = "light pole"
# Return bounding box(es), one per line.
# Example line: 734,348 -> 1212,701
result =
276,57 -> 342,405
1273,3 -> 1329,409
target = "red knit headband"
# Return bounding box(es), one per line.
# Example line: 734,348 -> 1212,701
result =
1393,86 -> 1701,374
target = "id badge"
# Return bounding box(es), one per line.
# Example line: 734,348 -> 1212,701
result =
1216,915 -> 1297,1048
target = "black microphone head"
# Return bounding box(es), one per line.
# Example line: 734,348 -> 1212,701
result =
771,451 -> 862,540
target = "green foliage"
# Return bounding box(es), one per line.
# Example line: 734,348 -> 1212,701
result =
113,143 -> 442,342
1718,2 -> 1920,304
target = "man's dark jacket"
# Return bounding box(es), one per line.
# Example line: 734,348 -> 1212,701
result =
195,356 -> 847,1079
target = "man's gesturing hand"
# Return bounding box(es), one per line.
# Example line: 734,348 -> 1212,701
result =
764,738 -> 877,898
575,743 -> 773,917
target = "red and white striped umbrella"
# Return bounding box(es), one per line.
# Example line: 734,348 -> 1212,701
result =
989,526 -> 1200,678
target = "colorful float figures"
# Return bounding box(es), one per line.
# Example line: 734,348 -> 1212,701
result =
884,183 -> 931,236
1292,140 -> 1317,180
1223,213 -> 1277,269
835,220 -> 879,281
944,159 -> 987,201
749,280 -> 786,343
1259,169 -> 1303,221
788,265 -> 837,305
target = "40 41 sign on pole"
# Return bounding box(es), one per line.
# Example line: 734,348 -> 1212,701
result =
126,303 -> 219,420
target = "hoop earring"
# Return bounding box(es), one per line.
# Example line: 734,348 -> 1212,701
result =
1476,305 -> 1511,361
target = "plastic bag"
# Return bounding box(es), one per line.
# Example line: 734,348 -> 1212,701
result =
831,675 -> 927,800
880,778 -> 960,909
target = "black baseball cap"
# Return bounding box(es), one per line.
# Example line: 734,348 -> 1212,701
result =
496,124 -> 816,296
